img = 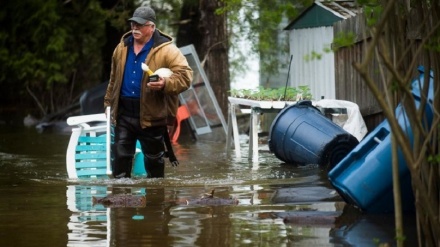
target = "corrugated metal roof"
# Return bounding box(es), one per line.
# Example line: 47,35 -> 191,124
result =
284,0 -> 360,30
316,0 -> 358,19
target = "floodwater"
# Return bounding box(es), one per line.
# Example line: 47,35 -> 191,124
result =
0,124 -> 418,247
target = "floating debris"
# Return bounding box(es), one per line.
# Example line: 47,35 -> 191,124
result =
185,189 -> 239,205
92,194 -> 146,208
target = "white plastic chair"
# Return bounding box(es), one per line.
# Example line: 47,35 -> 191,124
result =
66,107 -> 146,179
66,107 -> 112,179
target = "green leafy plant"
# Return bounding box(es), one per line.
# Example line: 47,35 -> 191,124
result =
229,86 -> 312,101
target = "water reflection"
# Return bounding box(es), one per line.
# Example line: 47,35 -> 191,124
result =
0,126 -> 418,247
65,181 -> 416,247
66,185 -> 171,246
66,185 -> 109,247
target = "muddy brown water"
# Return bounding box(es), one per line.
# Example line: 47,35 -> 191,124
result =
0,125 -> 418,246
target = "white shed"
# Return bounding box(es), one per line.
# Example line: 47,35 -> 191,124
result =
284,0 -> 358,100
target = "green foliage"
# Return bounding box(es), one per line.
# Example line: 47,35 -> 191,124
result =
303,43 -> 334,62
424,30 -> 440,52
427,153 -> 440,163
333,31 -> 356,50
220,0 -> 313,80
0,0 -> 109,116
357,0 -> 383,27
229,85 -> 312,101
303,50 -> 322,62
138,0 -> 184,36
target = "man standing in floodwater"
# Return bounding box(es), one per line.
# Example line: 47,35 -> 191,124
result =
104,6 -> 193,178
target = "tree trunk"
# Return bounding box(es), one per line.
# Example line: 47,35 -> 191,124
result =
199,0 -> 230,117
176,1 -> 203,50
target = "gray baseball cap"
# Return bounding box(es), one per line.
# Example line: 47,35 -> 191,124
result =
128,6 -> 156,24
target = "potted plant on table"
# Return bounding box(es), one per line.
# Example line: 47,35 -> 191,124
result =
229,86 -> 312,109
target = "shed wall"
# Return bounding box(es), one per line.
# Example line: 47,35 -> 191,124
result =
333,15 -> 384,130
289,26 -> 336,100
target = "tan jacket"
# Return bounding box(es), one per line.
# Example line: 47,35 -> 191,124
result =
104,30 -> 193,128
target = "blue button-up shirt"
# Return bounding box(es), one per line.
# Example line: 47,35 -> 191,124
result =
121,36 -> 154,98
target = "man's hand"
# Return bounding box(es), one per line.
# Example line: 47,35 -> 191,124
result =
147,77 -> 165,90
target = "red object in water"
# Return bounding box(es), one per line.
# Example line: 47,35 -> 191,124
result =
171,105 -> 190,142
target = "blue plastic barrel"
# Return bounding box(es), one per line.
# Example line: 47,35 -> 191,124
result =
412,65 -> 434,103
268,101 -> 359,169
328,67 -> 435,213
329,99 -> 434,213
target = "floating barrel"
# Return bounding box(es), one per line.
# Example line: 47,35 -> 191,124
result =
329,68 -> 434,213
268,101 -> 359,169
